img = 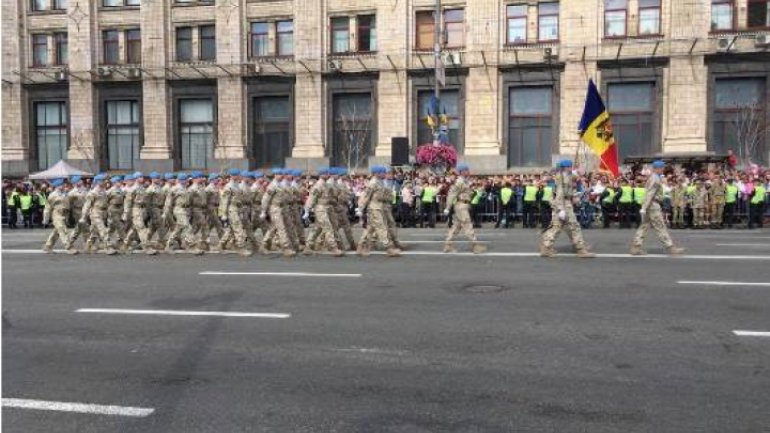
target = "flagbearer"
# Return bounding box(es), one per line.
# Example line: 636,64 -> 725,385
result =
630,160 -> 685,256
578,79 -> 621,178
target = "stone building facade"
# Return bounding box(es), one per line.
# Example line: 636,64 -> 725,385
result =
3,0 -> 770,176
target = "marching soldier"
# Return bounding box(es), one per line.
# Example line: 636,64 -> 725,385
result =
67,176 -> 89,248
106,175 -> 125,247
539,160 -> 595,258
206,173 -> 225,244
189,172 -> 211,251
42,178 -> 78,254
630,160 -> 685,255
164,173 -> 203,255
334,170 -> 357,251
303,169 -> 344,256
249,173 -> 268,249
261,170 -> 296,257
357,165 -> 400,257
218,169 -> 253,256
81,175 -> 118,255
122,172 -> 158,255
147,172 -> 168,248
443,164 -> 486,254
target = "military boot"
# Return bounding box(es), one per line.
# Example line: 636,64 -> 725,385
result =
667,246 -> 685,256
356,244 -> 370,257
629,245 -> 646,256
239,248 -> 254,257
443,243 -> 457,253
330,248 -> 345,257
283,249 -> 297,258
539,244 -> 556,258
83,240 -> 95,254
576,248 -> 596,258
348,242 -> 357,252
104,247 -> 118,256
386,247 -> 402,257
471,242 -> 487,254
302,245 -> 315,256
43,245 -> 54,253
66,248 -> 79,255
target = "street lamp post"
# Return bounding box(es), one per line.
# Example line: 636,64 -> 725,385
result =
433,0 -> 442,146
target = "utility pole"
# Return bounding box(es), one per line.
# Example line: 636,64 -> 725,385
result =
433,0 -> 442,145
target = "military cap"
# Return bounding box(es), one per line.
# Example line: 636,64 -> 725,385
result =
149,171 -> 161,180
164,172 -> 175,180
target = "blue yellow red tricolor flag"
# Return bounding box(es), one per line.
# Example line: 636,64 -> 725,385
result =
578,79 -> 620,177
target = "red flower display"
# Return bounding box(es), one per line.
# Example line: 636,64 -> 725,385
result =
415,144 -> 458,168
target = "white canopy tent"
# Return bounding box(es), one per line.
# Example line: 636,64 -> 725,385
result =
27,160 -> 92,180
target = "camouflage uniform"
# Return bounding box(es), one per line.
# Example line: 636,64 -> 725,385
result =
692,184 -> 709,228
122,182 -> 155,252
262,180 -> 296,256
670,182 -> 687,228
82,185 -> 117,254
106,183 -> 125,246
67,186 -> 89,247
42,188 -> 76,252
304,178 -> 343,255
163,182 -> 201,254
334,179 -> 356,250
218,180 -> 253,255
631,173 -> 677,253
250,182 -> 267,245
147,182 -> 168,246
709,179 -> 726,226
358,176 -> 398,255
206,182 -> 225,241
444,177 -> 484,253
540,172 -> 592,256
189,181 -> 211,249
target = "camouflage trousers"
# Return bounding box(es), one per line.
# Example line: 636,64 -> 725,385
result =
124,208 -> 153,249
68,213 -> 89,246
290,205 -> 306,247
632,203 -> 673,248
359,208 -> 394,249
263,206 -> 294,251
166,208 -> 198,249
87,211 -> 116,250
692,207 -> 708,227
310,206 -> 339,251
335,206 -> 356,249
446,203 -> 477,243
710,200 -> 725,225
671,205 -> 686,226
148,208 -> 168,244
45,216 -> 74,249
190,209 -> 210,248
209,207 -> 225,239
540,207 -> 587,250
383,206 -> 399,245
107,207 -> 124,245
219,208 -> 252,250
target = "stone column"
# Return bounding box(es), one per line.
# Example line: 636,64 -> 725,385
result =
66,0 -> 99,172
214,0 -> 247,165
139,0 -> 173,166
374,0 -> 408,158
1,0 -> 26,175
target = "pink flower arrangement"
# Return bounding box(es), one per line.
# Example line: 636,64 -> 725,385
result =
415,144 -> 458,168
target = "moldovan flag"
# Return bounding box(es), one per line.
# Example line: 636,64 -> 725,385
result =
578,79 -> 620,177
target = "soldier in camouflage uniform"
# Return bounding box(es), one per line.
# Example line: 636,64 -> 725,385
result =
42,178 -> 78,254
163,173 -> 203,255
189,172 -> 211,250
539,160 -> 595,258
147,172 -> 168,248
261,170 -> 296,257
709,175 -> 726,228
303,169 -> 344,256
122,172 -> 157,255
206,173 -> 225,244
81,175 -> 118,255
106,175 -> 125,247
630,160 -> 685,255
67,176 -> 89,249
333,170 -> 357,251
443,164 -> 486,254
218,169 -> 253,256
287,170 -> 306,250
691,179 -> 709,229
670,177 -> 687,229
249,173 -> 268,249
357,166 -> 400,257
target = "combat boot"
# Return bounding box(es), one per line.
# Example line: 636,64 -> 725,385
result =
282,249 -> 297,258
104,247 -> 118,256
239,248 -> 254,257
66,248 -> 79,255
386,247 -> 402,257
539,244 -> 556,258
576,248 -> 596,258
83,240 -> 95,254
443,243 -> 457,253
43,245 -> 53,253
302,245 -> 315,256
357,245 -> 370,257
145,248 -> 158,256
330,248 -> 345,257
629,245 -> 646,256
471,243 -> 487,254
667,246 -> 685,256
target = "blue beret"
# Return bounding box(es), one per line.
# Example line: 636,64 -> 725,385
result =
253,171 -> 264,178
191,171 -> 204,179
559,159 -> 573,168
334,167 -> 348,176
133,171 -> 144,178
51,179 -> 64,187
208,172 -> 220,181
240,171 -> 251,178
149,171 -> 160,180
271,168 -> 283,175
457,163 -> 470,172
292,169 -> 303,177
70,175 -> 81,183
164,172 -> 175,180
110,175 -> 123,183
93,174 -> 105,183
652,160 -> 665,169
317,168 -> 328,176
228,168 -> 241,177
177,173 -> 188,181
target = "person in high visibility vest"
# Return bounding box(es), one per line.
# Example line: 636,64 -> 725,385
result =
633,180 -> 646,228
522,178 -> 541,228
724,177 -> 739,228
470,182 -> 486,228
496,181 -> 514,228
617,178 -> 634,229
600,183 -> 616,229
19,187 -> 34,228
748,177 -> 767,229
6,184 -> 21,228
420,178 -> 438,228
540,177 -> 554,229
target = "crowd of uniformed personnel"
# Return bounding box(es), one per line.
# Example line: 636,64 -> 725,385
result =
32,166 -> 407,257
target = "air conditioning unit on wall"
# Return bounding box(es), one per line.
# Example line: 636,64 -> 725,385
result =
716,38 -> 732,52
126,68 -> 141,79
327,59 -> 342,71
97,67 -> 112,77
755,34 -> 770,47
441,51 -> 461,66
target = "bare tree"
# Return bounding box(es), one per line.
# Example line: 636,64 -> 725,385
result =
732,102 -> 770,166
69,128 -> 100,174
335,104 -> 372,172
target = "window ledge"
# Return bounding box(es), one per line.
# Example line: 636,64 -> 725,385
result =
27,9 -> 66,15
328,52 -> 378,59
709,29 -> 770,38
251,55 -> 295,63
503,41 -> 559,50
171,1 -> 214,7
99,6 -> 140,12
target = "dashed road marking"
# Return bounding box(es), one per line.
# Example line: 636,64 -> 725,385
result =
76,308 -> 291,319
678,281 -> 770,287
733,330 -> 770,337
200,271 -> 361,277
2,398 -> 155,417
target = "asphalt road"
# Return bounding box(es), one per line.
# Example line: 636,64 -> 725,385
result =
3,227 -> 770,432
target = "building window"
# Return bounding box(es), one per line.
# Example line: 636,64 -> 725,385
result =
126,0 -> 139,5
175,27 -> 192,61
103,0 -> 119,6
32,0 -> 47,11
54,0 -> 67,10
331,17 -> 350,53
415,11 -> 435,51
417,90 -> 462,152
748,0 -> 770,28
638,0 -> 661,35
125,29 -> 141,64
538,2 -> 559,41
254,96 -> 291,168
276,20 -> 293,56
713,78 -> 767,164
508,87 -> 553,167
332,93 -> 373,169
250,22 -> 269,57
444,9 -> 465,48
35,101 -> 68,170
32,34 -> 48,67
106,100 -> 140,170
711,0 -> 733,31
199,25 -> 216,61
102,30 -> 119,64
604,0 -> 627,37
179,99 -> 214,169
506,4 -> 528,45
357,15 -> 376,52
54,32 -> 68,66
607,82 -> 655,160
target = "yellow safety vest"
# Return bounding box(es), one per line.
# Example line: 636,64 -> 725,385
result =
523,185 -> 538,202
752,186 -> 767,204
726,185 -> 738,204
20,194 -> 32,210
7,191 -> 18,206
471,189 -> 483,205
500,187 -> 513,205
603,188 -> 615,204
619,186 -> 633,204
633,187 -> 646,205
422,186 -> 437,203
542,186 -> 553,203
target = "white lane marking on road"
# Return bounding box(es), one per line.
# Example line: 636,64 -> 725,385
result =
199,271 -> 361,277
402,240 -> 488,244
678,281 -> 770,287
76,308 -> 291,318
2,398 -> 155,417
2,249 -> 47,254
333,347 -> 410,356
687,235 -> 770,239
716,243 -> 770,248
733,330 -> 770,337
